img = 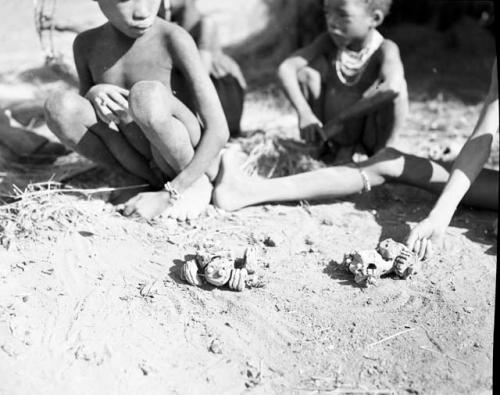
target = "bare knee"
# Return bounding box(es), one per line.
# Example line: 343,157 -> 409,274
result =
44,91 -> 90,146
129,81 -> 170,128
365,147 -> 405,180
45,91 -> 82,123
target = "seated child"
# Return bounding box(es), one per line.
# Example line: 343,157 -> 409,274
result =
158,0 -> 246,137
45,0 -> 229,221
212,61 -> 498,257
278,0 -> 408,161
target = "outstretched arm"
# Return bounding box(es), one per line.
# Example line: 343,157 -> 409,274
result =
406,59 -> 498,259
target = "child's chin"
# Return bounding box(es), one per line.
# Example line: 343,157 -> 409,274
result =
329,34 -> 347,48
122,26 -> 150,38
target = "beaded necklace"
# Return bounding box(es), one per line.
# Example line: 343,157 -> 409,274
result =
335,30 -> 384,86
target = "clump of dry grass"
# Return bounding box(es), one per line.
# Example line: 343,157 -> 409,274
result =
0,181 -> 141,248
239,134 -> 326,178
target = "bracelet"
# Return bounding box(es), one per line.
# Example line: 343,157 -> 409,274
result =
356,166 -> 371,193
164,181 -> 181,201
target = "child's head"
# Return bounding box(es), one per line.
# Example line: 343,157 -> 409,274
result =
95,0 -> 162,38
323,0 -> 391,49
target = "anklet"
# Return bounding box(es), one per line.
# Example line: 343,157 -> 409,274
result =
356,166 -> 371,193
164,182 -> 181,201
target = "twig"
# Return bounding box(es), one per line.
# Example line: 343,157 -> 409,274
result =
367,327 -> 415,348
420,346 -> 470,366
292,387 -> 396,394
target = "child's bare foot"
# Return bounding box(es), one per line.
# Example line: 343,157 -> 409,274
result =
162,175 -> 213,221
109,184 -> 152,205
352,144 -> 368,163
212,147 -> 257,211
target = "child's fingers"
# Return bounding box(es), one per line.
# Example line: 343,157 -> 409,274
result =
232,66 -> 247,90
223,57 -> 247,89
98,102 -> 120,124
114,86 -> 129,97
211,61 -> 227,79
95,104 -> 114,125
110,91 -> 130,111
105,99 -> 124,117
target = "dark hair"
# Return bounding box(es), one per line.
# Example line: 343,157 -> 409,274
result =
363,0 -> 392,16
324,0 -> 393,17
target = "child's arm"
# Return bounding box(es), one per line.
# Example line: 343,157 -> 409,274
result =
278,34 -> 330,142
406,60 -> 498,259
326,40 -> 406,134
167,26 -> 229,193
73,33 -> 94,97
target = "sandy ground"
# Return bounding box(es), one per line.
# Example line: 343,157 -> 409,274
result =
0,2 -> 498,394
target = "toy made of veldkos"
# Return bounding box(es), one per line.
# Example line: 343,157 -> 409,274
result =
181,247 -> 258,292
343,238 -> 421,286
343,249 -> 394,286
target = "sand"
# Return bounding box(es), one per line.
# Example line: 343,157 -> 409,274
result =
0,2 -> 497,394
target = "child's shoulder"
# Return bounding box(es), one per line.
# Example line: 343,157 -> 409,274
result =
157,18 -> 196,44
73,24 -> 108,51
377,39 -> 402,60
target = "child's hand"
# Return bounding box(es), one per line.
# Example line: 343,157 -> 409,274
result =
228,268 -> 247,292
122,191 -> 172,220
181,260 -> 202,286
86,84 -> 131,125
200,50 -> 247,90
405,215 -> 449,260
299,113 -> 325,144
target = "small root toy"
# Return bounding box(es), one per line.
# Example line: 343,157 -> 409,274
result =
343,249 -> 393,286
181,247 -> 259,292
342,238 -> 421,287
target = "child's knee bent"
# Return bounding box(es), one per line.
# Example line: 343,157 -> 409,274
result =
129,80 -> 171,127
45,91 -> 83,124
44,91 -> 89,146
368,147 -> 404,179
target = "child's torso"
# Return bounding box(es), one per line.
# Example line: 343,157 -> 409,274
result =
319,35 -> 384,123
86,20 -> 174,90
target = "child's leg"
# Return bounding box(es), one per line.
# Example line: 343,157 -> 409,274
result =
128,81 -> 201,175
44,91 -> 161,186
127,81 -> 214,219
213,146 -> 498,211
211,75 -> 244,137
362,81 -> 409,155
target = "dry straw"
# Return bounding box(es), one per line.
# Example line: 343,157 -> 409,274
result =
240,134 -> 325,178
0,181 -> 146,247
